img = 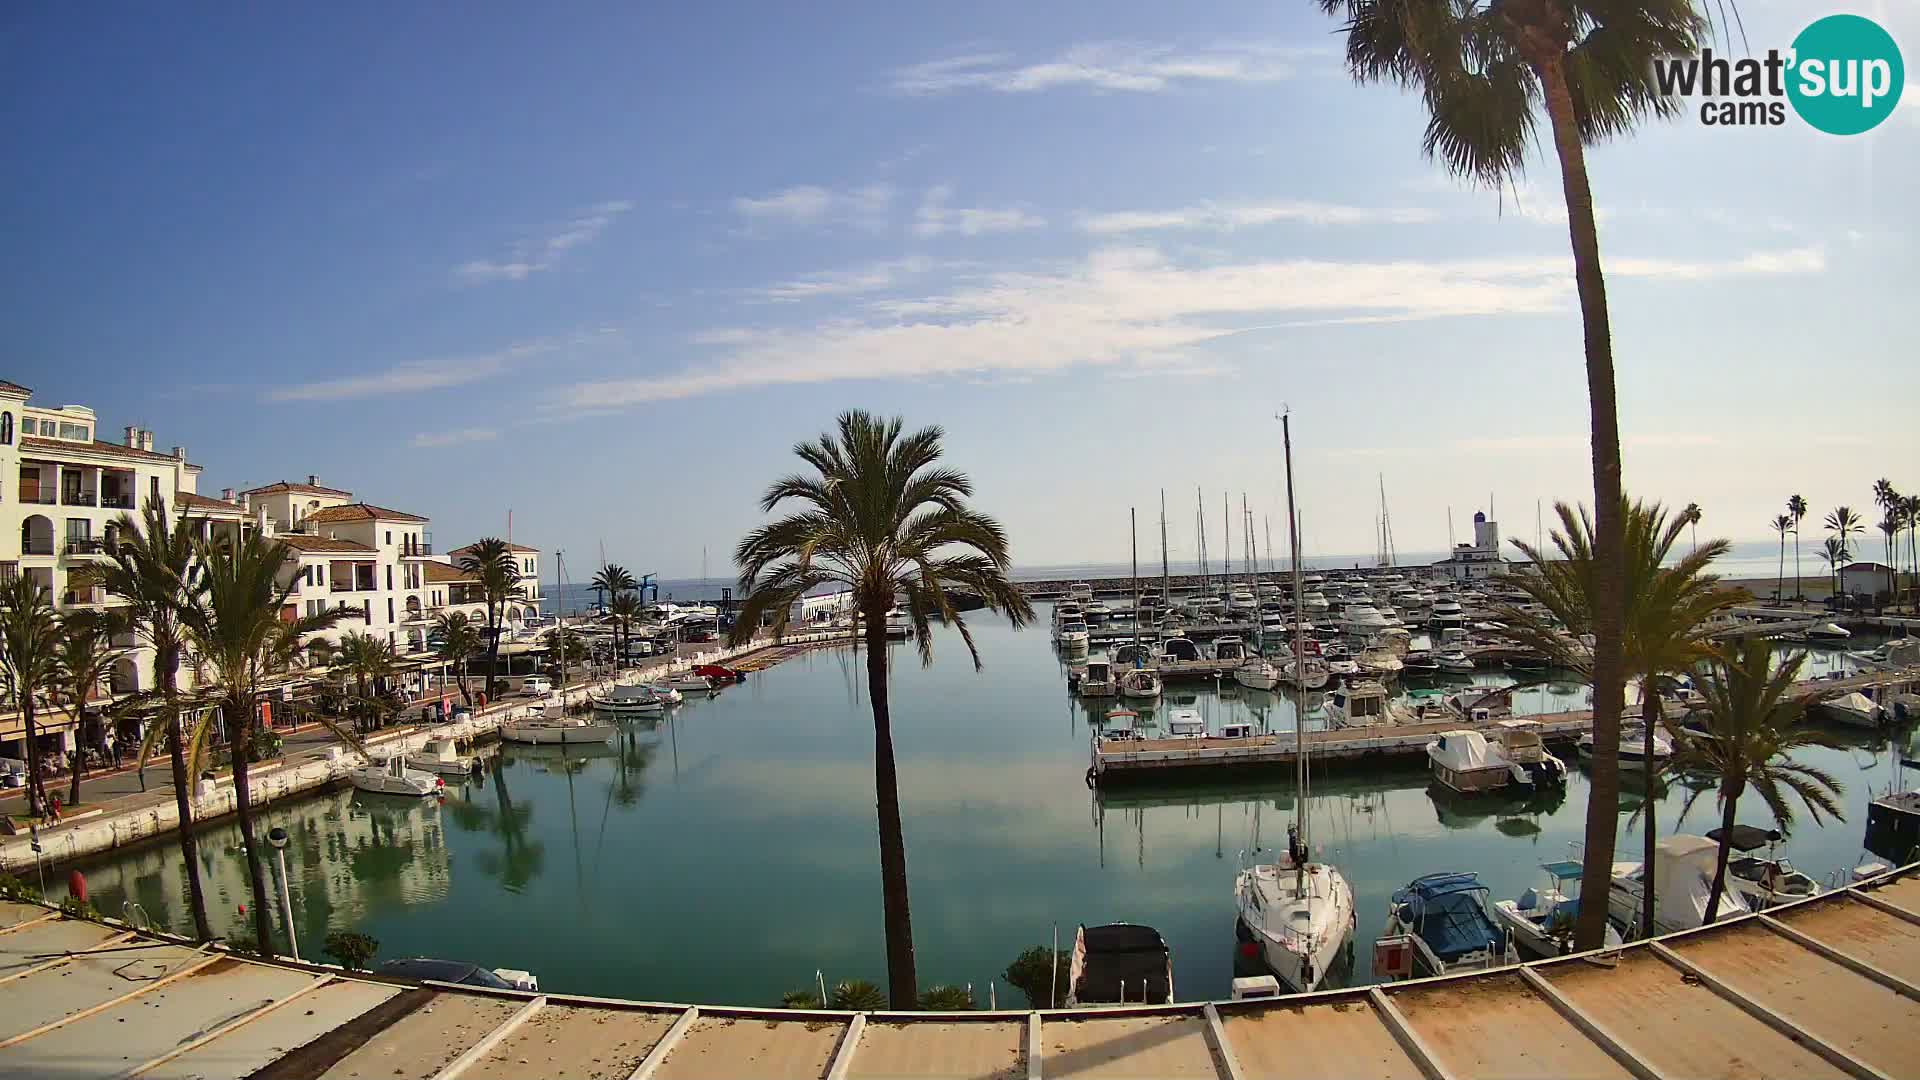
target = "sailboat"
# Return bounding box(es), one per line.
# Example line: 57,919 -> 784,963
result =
1118,507 -> 1163,701
1234,412 -> 1356,994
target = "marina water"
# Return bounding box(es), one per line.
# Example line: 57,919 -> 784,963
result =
62,611 -> 1909,1005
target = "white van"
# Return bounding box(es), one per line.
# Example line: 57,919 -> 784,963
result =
520,675 -> 553,697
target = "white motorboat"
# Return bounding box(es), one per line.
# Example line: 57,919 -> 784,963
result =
1083,600 -> 1112,623
1066,923 -> 1173,1006
349,756 -> 443,797
1234,660 -> 1280,691
1058,620 -> 1091,656
1806,622 -> 1852,643
591,684 -> 667,715
1235,852 -> 1356,995
884,609 -> 913,639
1818,691 -> 1882,728
1212,636 -> 1249,663
1118,667 -> 1162,700
1356,643 -> 1403,679
405,738 -> 477,777
500,714 -> 618,746
1157,637 -> 1202,665
1282,656 -> 1331,690
1577,725 -> 1672,772
1052,602 -> 1086,637
1436,649 -> 1477,674
1227,589 -> 1258,614
665,672 -> 716,693
1443,687 -> 1514,725
1708,824 -> 1824,909
1608,834 -> 1751,936
1326,679 -> 1403,729
1067,582 -> 1095,603
1339,604 -> 1395,637
1426,730 -> 1526,794
1493,859 -> 1624,959
1375,873 -> 1512,980
1490,719 -> 1568,789
1166,708 -> 1206,738
647,682 -> 684,705
1301,592 -> 1330,614
1076,658 -> 1118,697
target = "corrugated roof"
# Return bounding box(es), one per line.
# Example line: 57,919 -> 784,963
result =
19,435 -> 191,465
305,502 -> 430,524
275,534 -> 377,554
241,480 -> 356,498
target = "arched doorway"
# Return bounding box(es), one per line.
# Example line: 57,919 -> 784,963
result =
20,514 -> 52,556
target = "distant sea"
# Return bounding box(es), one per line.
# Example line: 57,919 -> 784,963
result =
543,539 -> 1807,615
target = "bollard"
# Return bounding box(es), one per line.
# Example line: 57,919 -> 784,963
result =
67,870 -> 86,904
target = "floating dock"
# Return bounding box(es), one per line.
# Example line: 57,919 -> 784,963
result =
5,862 -> 1920,1078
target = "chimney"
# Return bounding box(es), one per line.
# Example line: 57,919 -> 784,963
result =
140,431 -> 154,452
221,487 -> 236,503
172,446 -> 187,461
124,425 -> 140,448
307,474 -> 320,487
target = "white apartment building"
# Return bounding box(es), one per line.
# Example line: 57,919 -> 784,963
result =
0,382 -> 211,759
434,542 -> 543,632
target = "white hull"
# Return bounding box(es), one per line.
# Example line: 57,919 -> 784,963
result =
666,675 -> 715,693
592,695 -> 665,715
348,763 -> 441,797
1491,898 -> 1624,959
1235,860 -> 1355,994
500,718 -> 618,745
1233,663 -> 1279,691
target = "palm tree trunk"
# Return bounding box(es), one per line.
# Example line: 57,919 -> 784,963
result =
458,658 -> 472,707
1537,50 -> 1629,953
1638,682 -> 1663,939
486,609 -> 502,703
1703,780 -> 1742,924
226,696 -> 277,954
68,706 -> 87,807
863,599 -> 918,1007
21,702 -> 44,818
1776,533 -> 1785,606
1794,529 -> 1802,601
161,677 -> 214,940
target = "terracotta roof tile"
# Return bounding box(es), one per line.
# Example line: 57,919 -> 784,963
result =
177,491 -> 246,515
305,502 -> 430,524
19,435 -> 191,465
0,380 -> 30,396
240,480 -> 356,498
275,534 -> 377,554
449,541 -> 540,555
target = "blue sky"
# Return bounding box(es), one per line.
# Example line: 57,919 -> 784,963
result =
6,2 -> 1916,577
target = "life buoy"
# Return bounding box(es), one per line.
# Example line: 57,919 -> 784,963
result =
1085,766 -> 1096,789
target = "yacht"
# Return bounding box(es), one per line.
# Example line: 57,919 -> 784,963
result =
348,756 -> 443,797
1067,582 -> 1095,604
1493,859 -> 1624,959
1436,649 -> 1477,675
1076,658 -> 1118,698
1118,667 -> 1163,701
1235,847 -> 1355,995
1058,620 -> 1091,656
1111,643 -> 1154,669
1326,679 -> 1398,729
1282,656 -> 1331,690
1157,637 -> 1202,665
1577,726 -> 1672,772
1426,730 -> 1526,794
1490,720 -> 1568,789
1083,600 -> 1112,623
1376,873 -> 1511,980
1339,605 -> 1395,637
1356,643 -> 1403,679
590,684 -> 668,715
1065,924 -> 1173,1006
1429,600 -> 1467,629
406,738 -> 478,777
1443,687 -> 1514,725
1212,637 -> 1249,663
1608,835 -> 1751,936
1300,591 -> 1330,614
1051,603 -> 1086,637
1401,649 -> 1440,677
1234,659 -> 1280,691
500,712 -> 618,746
1167,708 -> 1206,738
1227,589 -> 1258,614
1709,824 -> 1824,909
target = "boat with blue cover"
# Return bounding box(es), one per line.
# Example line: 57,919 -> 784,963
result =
1375,872 -> 1512,979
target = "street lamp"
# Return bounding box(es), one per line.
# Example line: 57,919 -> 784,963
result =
266,827 -> 298,961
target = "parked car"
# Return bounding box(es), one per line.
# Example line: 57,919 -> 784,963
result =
520,675 -> 553,697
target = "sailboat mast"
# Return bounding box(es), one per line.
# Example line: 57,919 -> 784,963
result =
1160,491 -> 1170,612
1282,412 -> 1309,889
1131,508 -> 1140,651
1195,488 -> 1208,594
1222,492 -> 1232,584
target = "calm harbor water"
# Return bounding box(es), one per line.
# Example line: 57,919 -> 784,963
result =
64,610 -> 1909,1006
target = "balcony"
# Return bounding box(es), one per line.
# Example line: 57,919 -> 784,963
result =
64,537 -> 111,557
61,489 -> 98,507
100,492 -> 135,510
401,539 -> 434,557
19,490 -> 55,506
61,587 -> 105,607
20,539 -> 55,557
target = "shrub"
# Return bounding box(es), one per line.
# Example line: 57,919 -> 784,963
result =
918,985 -> 973,1010
323,930 -> 380,971
829,979 -> 887,1011
225,933 -> 261,955
1004,946 -> 1069,1009
780,989 -> 824,1009
58,895 -> 97,920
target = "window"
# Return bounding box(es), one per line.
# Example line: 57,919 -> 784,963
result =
150,476 -> 159,503
18,418 -> 32,436
306,600 -> 323,618
385,565 -> 393,590
58,422 -> 89,441
65,518 -> 91,540
0,413 -> 11,445
385,530 -> 392,545
387,598 -> 394,623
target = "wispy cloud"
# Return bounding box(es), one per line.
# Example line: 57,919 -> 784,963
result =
411,427 -> 499,449
268,330 -> 617,403
889,41 -> 1314,95
1079,200 -> 1439,234
752,256 -> 943,301
912,185 -> 1045,237
732,184 -> 894,230
550,245 -> 1823,410
455,200 -> 633,284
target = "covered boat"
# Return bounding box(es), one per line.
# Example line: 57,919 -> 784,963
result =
1066,923 -> 1173,1006
1377,872 -> 1511,979
1426,729 -> 1522,794
1607,834 -> 1752,936
590,684 -> 667,715
405,738 -> 477,777
500,713 -> 618,746
348,756 -> 442,797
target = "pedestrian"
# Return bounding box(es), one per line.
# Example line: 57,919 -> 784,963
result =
47,792 -> 62,824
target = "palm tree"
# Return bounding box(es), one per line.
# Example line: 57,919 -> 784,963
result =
332,631 -> 395,731
1496,496 -> 1745,939
1682,502 -> 1702,554
73,497 -> 214,940
1820,536 -> 1850,600
592,564 -> 636,610
51,608 -> 130,807
430,611 -> 480,706
608,591 -> 643,666
178,531 -> 365,955
1314,0 -> 1700,951
543,627 -> 586,685
728,411 -> 1034,1006
1905,494 -> 1920,611
1672,640 -> 1844,923
1788,494 -> 1809,601
1770,514 -> 1793,607
0,578 -> 61,816
459,539 -> 522,702
1878,514 -> 1901,603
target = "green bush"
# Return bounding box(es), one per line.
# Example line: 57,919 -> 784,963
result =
1004,946 -> 1069,1008
323,930 -> 380,971
57,895 -> 97,920
225,933 -> 261,955
780,989 -> 824,1009
829,979 -> 887,1011
918,984 -> 973,1010
0,874 -> 42,902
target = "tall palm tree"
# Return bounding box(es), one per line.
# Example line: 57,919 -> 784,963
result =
1905,494 -> 1920,611
1872,481 -> 1901,598
1496,496 -> 1745,939
459,539 -> 522,702
543,627 -> 586,685
1878,514 -> 1901,602
72,497 -> 213,940
1682,502 -> 1702,554
52,608 -> 131,807
728,411 -> 1034,1005
1788,494 -> 1809,601
0,578 -> 61,816
430,611 -> 480,706
1820,536 -> 1850,600
1315,0 -> 1700,950
1770,513 -> 1793,607
178,531 -> 365,955
1826,506 -> 1862,559
332,630 -> 395,731
592,564 -> 636,610
1672,640 -> 1844,923
608,591 -> 643,665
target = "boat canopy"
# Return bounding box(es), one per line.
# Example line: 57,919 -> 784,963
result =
1161,638 -> 1201,662
1429,730 -> 1497,771
1706,824 -> 1783,852
1075,924 -> 1171,1004
1653,834 -> 1751,926
1390,873 -> 1501,962
1112,644 -> 1153,667
1540,859 -> 1584,881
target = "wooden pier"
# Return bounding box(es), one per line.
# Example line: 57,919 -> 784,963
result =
7,864 -> 1920,1079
